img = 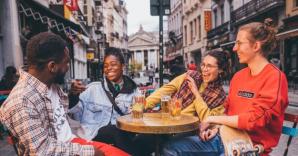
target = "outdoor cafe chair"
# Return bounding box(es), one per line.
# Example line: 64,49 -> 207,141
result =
282,112 -> 298,156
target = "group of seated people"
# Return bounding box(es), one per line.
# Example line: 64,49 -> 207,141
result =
0,18 -> 288,156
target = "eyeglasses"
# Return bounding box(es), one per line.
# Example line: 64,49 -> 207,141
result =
200,63 -> 218,70
234,40 -> 251,46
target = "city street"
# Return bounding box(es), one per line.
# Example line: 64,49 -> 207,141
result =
1,75 -> 297,156
1,0 -> 298,155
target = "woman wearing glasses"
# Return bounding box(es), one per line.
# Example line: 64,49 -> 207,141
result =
146,50 -> 230,122
131,50 -> 230,156
162,18 -> 288,156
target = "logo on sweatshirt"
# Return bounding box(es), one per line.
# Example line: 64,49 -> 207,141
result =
238,91 -> 254,98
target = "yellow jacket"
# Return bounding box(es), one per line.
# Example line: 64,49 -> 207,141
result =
145,73 -> 225,122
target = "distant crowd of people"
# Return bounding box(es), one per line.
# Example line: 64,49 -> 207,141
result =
0,18 -> 288,156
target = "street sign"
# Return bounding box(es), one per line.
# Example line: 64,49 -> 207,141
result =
86,52 -> 94,60
150,0 -> 171,16
204,10 -> 212,31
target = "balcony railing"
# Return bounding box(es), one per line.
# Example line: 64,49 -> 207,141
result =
231,0 -> 284,25
207,22 -> 229,39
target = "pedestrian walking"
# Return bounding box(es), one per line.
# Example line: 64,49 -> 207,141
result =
187,60 -> 197,71
148,66 -> 155,84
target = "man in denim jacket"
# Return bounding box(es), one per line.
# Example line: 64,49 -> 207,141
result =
69,47 -> 138,154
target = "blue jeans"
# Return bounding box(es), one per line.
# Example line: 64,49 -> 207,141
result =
162,134 -> 225,156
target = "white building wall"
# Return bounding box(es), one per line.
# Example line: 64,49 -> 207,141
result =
182,0 -> 211,63
73,42 -> 87,79
0,0 -> 23,76
135,51 -> 144,65
148,50 -> 157,68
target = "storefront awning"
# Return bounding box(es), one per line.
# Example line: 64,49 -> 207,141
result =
276,28 -> 298,40
163,56 -> 176,62
19,0 -> 89,38
77,33 -> 90,45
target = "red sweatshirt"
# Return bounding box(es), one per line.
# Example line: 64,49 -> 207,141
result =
225,64 -> 288,155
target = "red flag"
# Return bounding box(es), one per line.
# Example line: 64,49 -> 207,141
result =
64,0 -> 78,11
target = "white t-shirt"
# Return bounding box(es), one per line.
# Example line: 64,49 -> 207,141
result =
48,85 -> 76,142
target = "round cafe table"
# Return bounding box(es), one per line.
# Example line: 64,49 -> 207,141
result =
116,113 -> 199,156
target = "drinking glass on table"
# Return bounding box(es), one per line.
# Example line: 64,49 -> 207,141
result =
132,94 -> 145,119
161,94 -> 171,118
169,98 -> 182,120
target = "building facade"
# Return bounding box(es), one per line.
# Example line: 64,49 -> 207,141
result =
207,0 -> 235,74
128,25 -> 159,71
206,0 -> 286,76
231,0 -> 285,73
165,0 -> 183,67
277,0 -> 298,82
182,0 -> 211,66
0,0 -> 23,77
0,0 -> 129,82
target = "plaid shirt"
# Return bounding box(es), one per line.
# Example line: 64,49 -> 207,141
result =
175,71 -> 226,109
0,70 -> 95,156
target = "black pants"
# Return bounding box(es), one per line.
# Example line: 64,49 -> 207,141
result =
93,124 -> 136,154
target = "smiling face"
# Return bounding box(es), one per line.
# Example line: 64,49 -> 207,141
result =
200,55 -> 221,83
233,30 -> 257,64
103,55 -> 124,83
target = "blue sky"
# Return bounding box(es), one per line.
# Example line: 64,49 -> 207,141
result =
126,0 -> 159,35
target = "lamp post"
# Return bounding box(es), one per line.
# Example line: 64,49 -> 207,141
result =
150,0 -> 170,87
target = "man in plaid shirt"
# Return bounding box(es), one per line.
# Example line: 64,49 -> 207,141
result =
0,32 -> 129,156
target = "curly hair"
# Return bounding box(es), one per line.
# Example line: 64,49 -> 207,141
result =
104,47 -> 125,64
26,32 -> 67,70
239,18 -> 277,57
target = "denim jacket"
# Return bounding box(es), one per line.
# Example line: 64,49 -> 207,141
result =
68,76 -> 138,140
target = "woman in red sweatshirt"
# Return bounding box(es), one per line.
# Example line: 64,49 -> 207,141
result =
162,18 -> 288,156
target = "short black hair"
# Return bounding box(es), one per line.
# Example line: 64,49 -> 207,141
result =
26,32 -> 67,70
104,47 -> 125,64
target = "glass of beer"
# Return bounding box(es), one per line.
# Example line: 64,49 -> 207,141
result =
132,94 -> 145,119
161,94 -> 171,118
169,98 -> 182,119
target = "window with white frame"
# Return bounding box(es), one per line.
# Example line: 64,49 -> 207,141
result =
190,21 -> 193,44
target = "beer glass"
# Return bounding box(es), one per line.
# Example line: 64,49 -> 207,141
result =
161,94 -> 171,118
169,98 -> 182,119
132,94 -> 145,119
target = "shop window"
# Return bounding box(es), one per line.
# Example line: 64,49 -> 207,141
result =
213,9 -> 218,27
184,25 -> 187,45
190,21 -> 193,44
220,4 -> 224,25
198,15 -> 201,40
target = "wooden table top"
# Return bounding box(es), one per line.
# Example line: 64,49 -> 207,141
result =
116,113 -> 199,134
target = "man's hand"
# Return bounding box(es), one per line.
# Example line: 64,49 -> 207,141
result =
94,148 -> 105,156
69,80 -> 86,96
199,127 -> 219,141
